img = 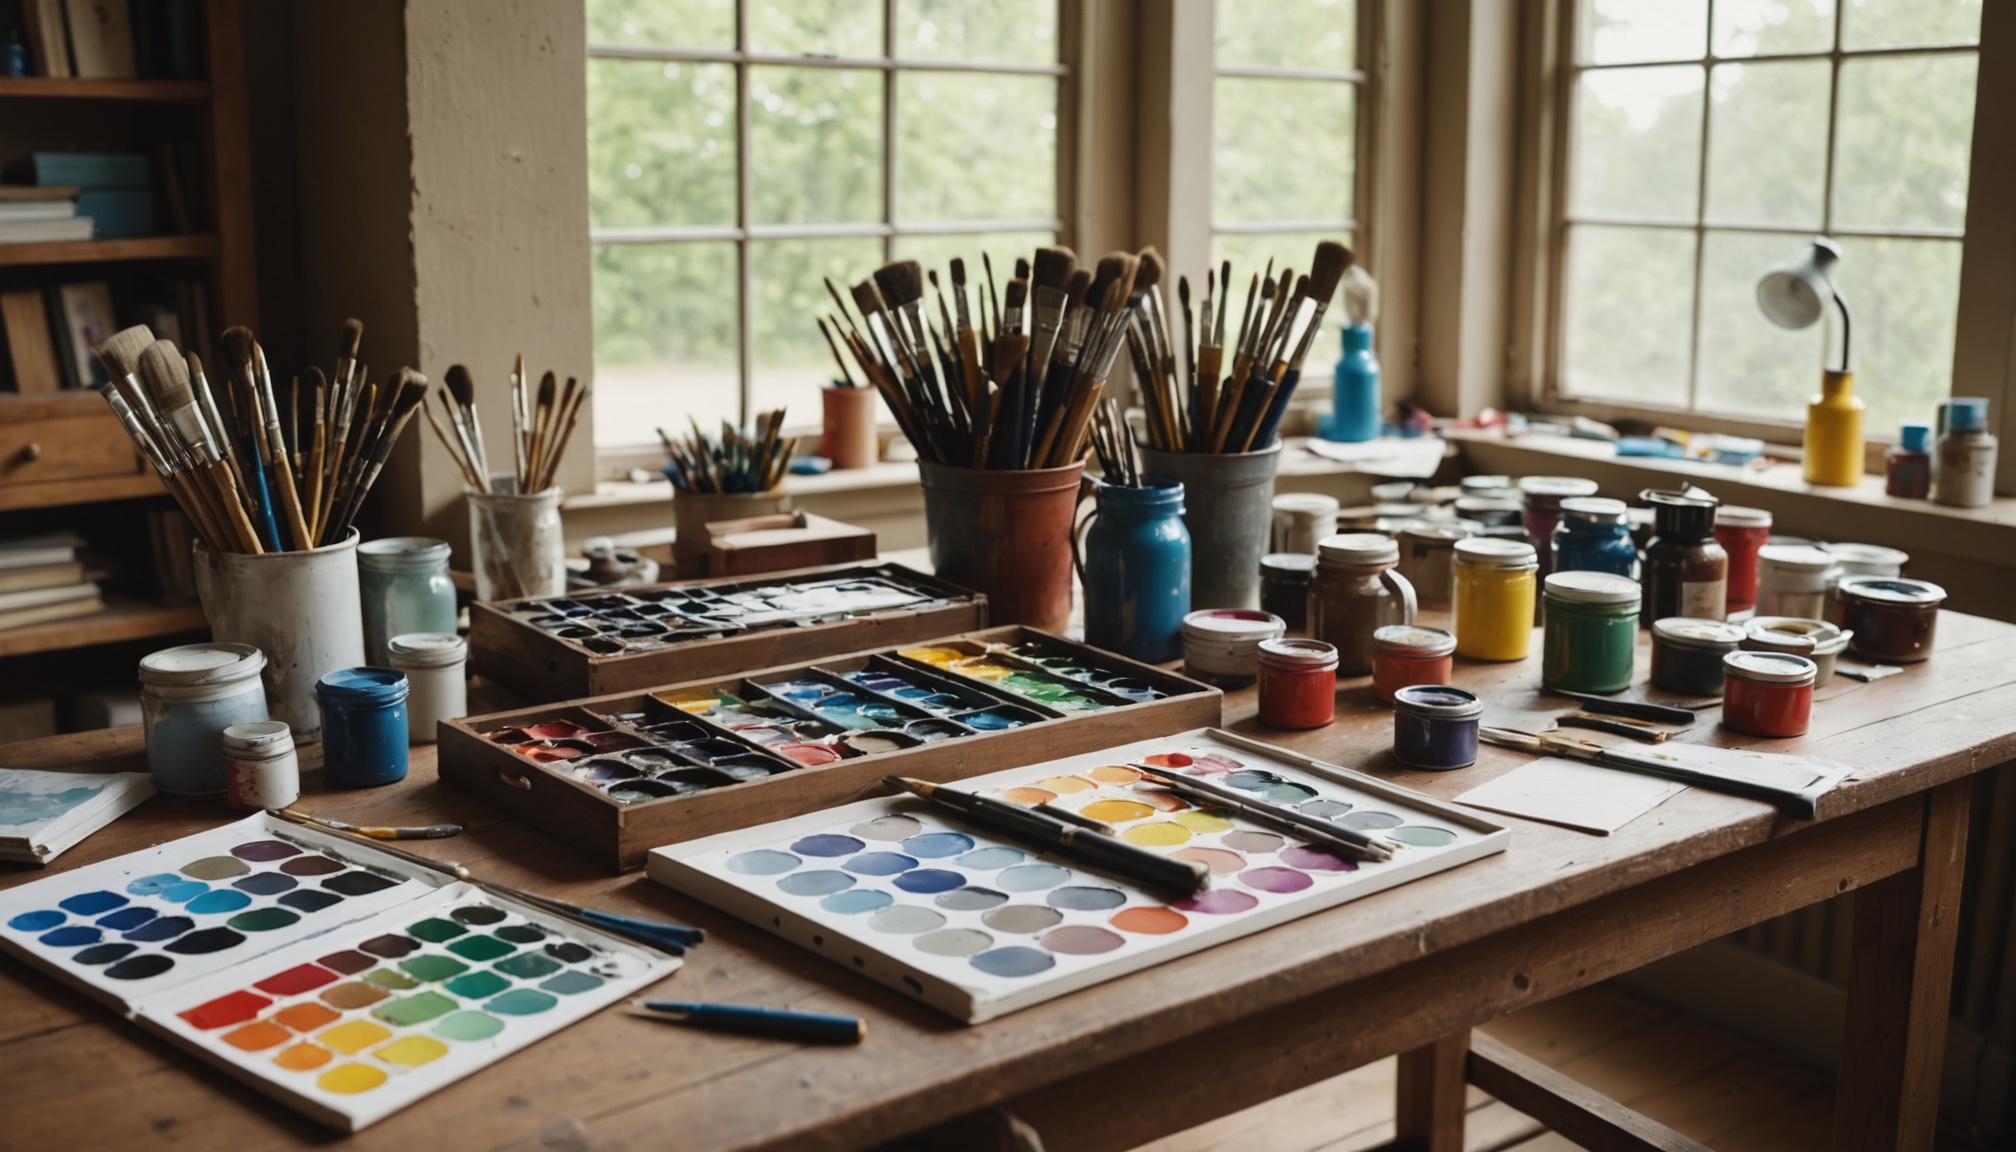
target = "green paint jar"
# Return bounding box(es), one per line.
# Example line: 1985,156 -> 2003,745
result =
1541,571 -> 1641,693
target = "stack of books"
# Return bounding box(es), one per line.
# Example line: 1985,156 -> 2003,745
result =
0,187 -> 89,245
18,0 -> 203,81
2,153 -> 155,240
0,534 -> 104,631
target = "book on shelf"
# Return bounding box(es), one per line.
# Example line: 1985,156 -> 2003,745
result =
0,534 -> 85,571
63,0 -> 136,78
0,217 -> 94,244
4,152 -> 151,190
54,280 -> 115,388
12,0 -> 197,80
0,581 -> 100,614
21,0 -> 70,78
75,189 -> 150,238
0,592 -> 104,632
0,288 -> 61,393
0,563 -> 87,595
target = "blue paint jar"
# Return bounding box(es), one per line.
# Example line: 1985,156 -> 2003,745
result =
1392,685 -> 1483,770
1321,323 -> 1381,442
1550,497 -> 1639,580
1076,477 -> 1191,663
315,667 -> 411,788
138,643 -> 269,795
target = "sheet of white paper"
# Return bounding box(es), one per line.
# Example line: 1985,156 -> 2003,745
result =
1299,435 -> 1447,478
1455,757 -> 1684,835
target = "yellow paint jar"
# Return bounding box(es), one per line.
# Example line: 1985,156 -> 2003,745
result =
1452,538 -> 1538,661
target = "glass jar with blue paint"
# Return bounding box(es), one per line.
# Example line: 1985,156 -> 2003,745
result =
138,643 -> 269,795
315,667 -> 412,788
1076,477 -> 1191,663
1550,497 -> 1639,580
357,537 -> 457,667
1391,685 -> 1483,770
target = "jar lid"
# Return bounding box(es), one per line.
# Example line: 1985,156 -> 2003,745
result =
1723,650 -> 1817,685
221,720 -> 294,753
1373,625 -> 1456,658
1370,481 -> 1417,502
1318,533 -> 1398,565
1824,542 -> 1908,569
1715,505 -> 1772,528
1758,544 -> 1836,572
1560,496 -> 1628,524
1257,637 -> 1338,668
138,642 -> 266,687
1398,524 -> 1468,544
1273,492 -> 1341,515
1460,475 -> 1513,495
1543,571 -> 1640,605
1454,495 -> 1521,517
1746,617 -> 1849,656
1899,423 -> 1931,453
315,666 -> 411,703
357,536 -> 452,570
387,632 -> 470,669
1260,553 -> 1318,580
1946,396 -> 1990,431
1392,684 -> 1483,720
1453,538 -> 1537,568
1517,476 -> 1599,502
1837,575 -> 1947,606
1652,618 -> 1746,649
1183,609 -> 1287,642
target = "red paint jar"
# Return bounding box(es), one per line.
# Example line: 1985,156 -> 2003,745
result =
1713,506 -> 1772,613
1720,651 -> 1815,738
1257,638 -> 1339,730
1370,625 -> 1455,704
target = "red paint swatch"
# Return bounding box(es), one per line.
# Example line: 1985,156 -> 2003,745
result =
255,963 -> 339,996
177,989 -> 273,1031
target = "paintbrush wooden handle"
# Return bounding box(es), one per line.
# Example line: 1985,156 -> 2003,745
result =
269,444 -> 313,550
207,459 -> 264,553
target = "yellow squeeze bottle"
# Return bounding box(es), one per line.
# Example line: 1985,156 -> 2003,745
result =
1803,369 -> 1864,487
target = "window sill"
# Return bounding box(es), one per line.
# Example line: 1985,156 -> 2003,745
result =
561,459 -> 925,512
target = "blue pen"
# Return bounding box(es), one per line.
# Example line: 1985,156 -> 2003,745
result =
642,1001 -> 864,1044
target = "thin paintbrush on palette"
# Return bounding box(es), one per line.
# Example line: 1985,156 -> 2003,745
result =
0,814 -> 680,1130
649,728 -> 1506,1022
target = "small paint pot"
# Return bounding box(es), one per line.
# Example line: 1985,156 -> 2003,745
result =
1182,608 -> 1287,686
1392,685 -> 1484,770
1743,617 -> 1849,686
138,642 -> 269,796
1755,545 -> 1839,621
221,721 -> 299,811
1255,638 -> 1339,730
386,632 -> 468,745
1259,552 -> 1317,630
1540,571 -> 1641,694
844,730 -> 923,755
1713,506 -> 1772,613
1649,618 -> 1745,697
777,743 -> 843,766
1370,625 -> 1455,704
1837,576 -> 1944,664
1824,542 -> 1908,580
314,668 -> 411,788
1721,651 -> 1816,738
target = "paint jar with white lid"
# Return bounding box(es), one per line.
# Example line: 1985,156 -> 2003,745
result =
139,643 -> 269,795
1181,609 -> 1286,686
222,721 -> 299,811
357,537 -> 457,667
386,633 -> 468,745
1754,545 -> 1839,620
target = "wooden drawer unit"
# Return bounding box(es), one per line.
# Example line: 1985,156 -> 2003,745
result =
0,394 -> 154,510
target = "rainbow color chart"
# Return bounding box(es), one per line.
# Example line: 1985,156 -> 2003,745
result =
649,728 -> 1507,1022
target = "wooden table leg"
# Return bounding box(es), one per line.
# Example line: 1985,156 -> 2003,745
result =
1395,1031 -> 1469,1152
1833,778 -> 1971,1152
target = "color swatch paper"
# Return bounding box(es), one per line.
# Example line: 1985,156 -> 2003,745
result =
0,767 -> 153,864
1454,757 -> 1685,835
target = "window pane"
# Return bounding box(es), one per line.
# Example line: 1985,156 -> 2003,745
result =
751,238 -> 889,426
1579,0 -> 1707,65
1695,230 -> 1825,423
898,0 -> 1057,66
1216,0 -> 1355,72
1713,0 -> 1835,58
750,0 -> 881,56
1570,66 -> 1703,221
1705,60 -> 1829,227
586,0 -> 733,49
588,60 -> 736,230
751,67 -> 882,225
1832,53 -> 1977,232
1561,225 -> 1696,405
592,243 -> 740,447
1214,78 -> 1354,225
1843,0 -> 1981,50
1836,237 -> 1963,432
897,72 -> 1057,223
1211,231 -> 1358,380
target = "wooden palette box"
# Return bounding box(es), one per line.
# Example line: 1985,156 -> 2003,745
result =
468,561 -> 987,702
438,627 -> 1223,870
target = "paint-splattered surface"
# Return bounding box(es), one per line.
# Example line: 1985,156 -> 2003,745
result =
652,729 -> 1507,1022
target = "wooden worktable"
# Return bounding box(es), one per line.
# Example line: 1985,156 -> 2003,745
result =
3,610 -> 2012,1152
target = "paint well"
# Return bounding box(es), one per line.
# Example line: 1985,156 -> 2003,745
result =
280,855 -> 345,876
1173,889 -> 1259,915
544,942 -> 593,964
256,964 -> 339,996
1240,866 -> 1314,894
233,873 -> 297,896
374,991 -> 458,1026
320,1020 -> 393,1054
363,968 -> 419,990
1047,886 -> 1126,912
893,869 -> 965,894
1172,846 -> 1246,875
449,905 -> 507,926
1172,809 -> 1233,834
1040,925 -> 1125,955
166,927 -> 245,954
231,840 -> 300,862
981,905 -> 1063,934
820,889 -> 893,914
1341,811 -> 1403,830
1134,790 -> 1191,812
1120,822 -> 1190,847
995,864 -> 1070,893
374,1035 -> 449,1068
779,870 -> 855,897
901,832 -> 976,858
39,926 -> 99,947
181,856 -> 250,880
179,989 -> 271,1029
75,943 -> 136,965
407,918 -> 466,943
790,834 -> 865,858
954,847 -> 1027,871
125,915 -> 193,942
185,890 -> 253,915
935,887 -> 1007,912
274,1042 -> 331,1071
496,925 -> 547,944
843,852 -> 917,876
728,849 -> 801,876
401,954 -> 470,982
7,910 -> 62,931
1001,787 -> 1056,806
318,950 -> 376,974
223,1021 -> 291,1051
486,988 -> 558,1016
850,814 -> 922,841
914,928 -> 993,957
447,935 -> 515,961
866,905 -> 945,935
324,872 -> 399,896
360,934 -> 418,958
1221,830 -> 1285,854
969,946 -> 1055,978
321,982 -> 390,1009
1110,906 -> 1188,935
1086,765 -> 1142,784
1036,776 -> 1094,794
1390,825 -> 1457,847
495,953 -> 562,980
540,970 -> 604,995
434,1011 -> 505,1041
1280,846 -> 1356,873
318,1063 -> 387,1094
59,891 -> 126,916
445,970 -> 511,999
1080,799 -> 1153,824
228,908 -> 300,932
104,954 -> 173,979
280,890 -> 344,913
273,1002 -> 340,1032
1297,799 -> 1352,820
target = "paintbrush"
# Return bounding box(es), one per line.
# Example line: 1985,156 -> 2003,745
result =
638,1001 -> 863,1044
252,340 -> 314,549
538,377 -> 588,492
424,393 -> 487,491
1026,245 -> 1075,388
1249,241 -> 1354,448
274,807 -> 462,840
443,364 -> 489,486
884,775 -> 1209,894
1478,728 -> 1828,819
330,370 -> 430,539
1131,764 -> 1399,861
136,341 -> 261,554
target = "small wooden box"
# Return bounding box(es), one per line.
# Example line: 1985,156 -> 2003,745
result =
467,561 -> 987,702
438,627 -> 1224,870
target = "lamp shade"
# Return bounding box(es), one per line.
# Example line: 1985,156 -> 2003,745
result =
1756,236 -> 1843,330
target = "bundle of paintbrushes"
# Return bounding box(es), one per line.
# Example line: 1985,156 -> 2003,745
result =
422,358 -> 586,496
658,409 -> 795,495
1131,238 -> 1354,455
91,320 -> 429,555
1088,398 -> 1143,487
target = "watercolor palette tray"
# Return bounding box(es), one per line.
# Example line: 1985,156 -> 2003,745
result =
469,561 -> 988,701
648,728 -> 1508,1022
0,814 -> 679,1131
440,627 -> 1222,871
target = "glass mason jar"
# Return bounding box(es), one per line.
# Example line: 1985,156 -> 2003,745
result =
1310,533 -> 1417,676
1078,478 -> 1192,664
1452,538 -> 1538,661
357,537 -> 457,667
1550,497 -> 1638,580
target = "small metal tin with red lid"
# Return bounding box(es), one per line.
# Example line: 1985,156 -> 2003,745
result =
1720,650 -> 1817,738
1256,638 -> 1339,730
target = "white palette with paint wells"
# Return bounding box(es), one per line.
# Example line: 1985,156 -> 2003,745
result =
648,727 -> 1508,1022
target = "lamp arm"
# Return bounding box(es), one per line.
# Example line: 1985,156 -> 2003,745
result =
1831,286 -> 1852,374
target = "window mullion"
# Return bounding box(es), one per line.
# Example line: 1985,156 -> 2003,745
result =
735,0 -> 754,425
883,0 -> 899,264
1686,7 -> 1714,412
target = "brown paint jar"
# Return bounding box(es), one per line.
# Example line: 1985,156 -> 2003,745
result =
1309,533 -> 1417,676
1837,576 -> 1945,664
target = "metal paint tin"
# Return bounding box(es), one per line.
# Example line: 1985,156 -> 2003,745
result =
1721,651 -> 1816,738
1392,684 -> 1484,770
1649,618 -> 1745,696
1743,617 -> 1849,686
1837,576 -> 1945,664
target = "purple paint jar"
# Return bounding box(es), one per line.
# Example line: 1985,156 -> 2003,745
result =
1392,685 -> 1483,770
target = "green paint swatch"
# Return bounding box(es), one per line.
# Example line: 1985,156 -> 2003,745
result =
539,971 -> 603,995
484,989 -> 557,1016
446,934 -> 515,961
406,917 -> 467,943
399,954 -> 470,982
373,990 -> 458,1026
493,952 -> 562,980
363,968 -> 420,990
444,970 -> 511,999
495,924 -> 546,944
227,907 -> 301,932
433,1010 -> 505,1041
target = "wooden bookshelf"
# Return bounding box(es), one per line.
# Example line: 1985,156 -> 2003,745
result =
0,597 -> 207,659
0,235 -> 219,267
0,78 -> 210,101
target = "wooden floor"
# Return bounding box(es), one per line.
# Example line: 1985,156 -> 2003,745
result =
1132,982 -> 1840,1152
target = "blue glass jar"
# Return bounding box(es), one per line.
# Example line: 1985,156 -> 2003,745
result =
1321,323 -> 1381,442
138,643 -> 269,795
1551,496 -> 1639,580
315,667 -> 411,788
1077,478 -> 1191,663
357,537 -> 456,668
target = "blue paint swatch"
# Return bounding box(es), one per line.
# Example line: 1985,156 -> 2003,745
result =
7,910 -> 62,932
893,869 -> 965,894
58,891 -> 126,916
820,889 -> 893,914
842,852 -> 917,876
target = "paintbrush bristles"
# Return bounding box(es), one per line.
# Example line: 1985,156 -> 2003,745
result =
872,260 -> 923,308
1032,246 -> 1075,292
1306,240 -> 1353,304
1134,248 -> 1163,294
338,319 -> 363,363
94,325 -> 155,381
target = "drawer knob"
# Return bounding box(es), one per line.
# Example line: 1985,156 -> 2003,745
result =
499,769 -> 532,791
19,442 -> 40,462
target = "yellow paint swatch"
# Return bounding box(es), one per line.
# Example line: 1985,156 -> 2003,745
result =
1037,775 -> 1094,795
318,1063 -> 388,1094
1173,810 -> 1232,834
373,1035 -> 449,1068
1085,765 -> 1142,784
319,1020 -> 393,1055
1080,799 -> 1154,824
1121,822 -> 1191,847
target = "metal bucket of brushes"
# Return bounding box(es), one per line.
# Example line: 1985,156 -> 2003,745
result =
918,460 -> 1083,633
192,529 -> 367,743
1139,443 -> 1281,610
469,488 -> 567,601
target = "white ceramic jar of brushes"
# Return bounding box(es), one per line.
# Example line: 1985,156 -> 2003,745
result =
468,488 -> 566,600
386,632 -> 468,744
191,531 -> 365,744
